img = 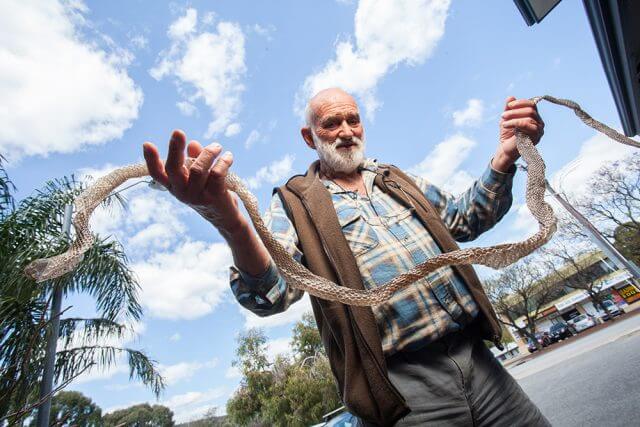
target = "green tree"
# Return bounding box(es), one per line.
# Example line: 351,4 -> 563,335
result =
0,162 -> 163,424
226,318 -> 341,427
485,261 -> 562,349
290,313 -> 323,361
27,390 -> 102,426
226,328 -> 274,426
103,403 -> 174,427
613,222 -> 640,265
0,155 -> 15,218
571,151 -> 639,243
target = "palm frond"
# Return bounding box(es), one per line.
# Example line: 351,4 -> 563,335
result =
0,154 -> 16,219
55,346 -> 165,397
66,238 -> 143,321
58,317 -> 127,349
0,172 -> 164,417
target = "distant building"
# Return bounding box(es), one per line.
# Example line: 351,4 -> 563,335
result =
502,250 -> 640,351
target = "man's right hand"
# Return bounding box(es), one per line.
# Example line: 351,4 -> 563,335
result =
142,129 -> 246,235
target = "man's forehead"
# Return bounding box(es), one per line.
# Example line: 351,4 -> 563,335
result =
310,89 -> 359,118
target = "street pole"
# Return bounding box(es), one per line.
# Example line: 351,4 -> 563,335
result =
36,203 -> 73,427
517,164 -> 640,280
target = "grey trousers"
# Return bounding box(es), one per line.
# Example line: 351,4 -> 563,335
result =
359,327 -> 551,426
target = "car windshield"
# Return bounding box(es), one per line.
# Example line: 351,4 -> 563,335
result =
603,300 -> 614,307
573,314 -> 587,322
551,324 -> 565,331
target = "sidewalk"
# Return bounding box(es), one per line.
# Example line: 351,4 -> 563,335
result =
503,309 -> 640,368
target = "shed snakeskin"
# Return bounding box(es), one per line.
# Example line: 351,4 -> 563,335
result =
24,96 -> 640,306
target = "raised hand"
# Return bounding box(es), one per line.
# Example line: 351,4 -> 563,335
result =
142,129 -> 245,233
493,96 -> 545,172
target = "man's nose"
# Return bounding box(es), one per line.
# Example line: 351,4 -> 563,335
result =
338,120 -> 354,138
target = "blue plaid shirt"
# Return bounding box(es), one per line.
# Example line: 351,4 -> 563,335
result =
230,159 -> 514,355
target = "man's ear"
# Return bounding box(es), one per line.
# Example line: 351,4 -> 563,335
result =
301,127 -> 315,149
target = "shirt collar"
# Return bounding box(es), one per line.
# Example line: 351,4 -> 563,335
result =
321,158 -> 378,194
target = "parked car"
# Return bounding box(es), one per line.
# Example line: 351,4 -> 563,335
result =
311,406 -> 357,427
324,412 -> 358,427
568,313 -> 596,332
594,300 -> 622,321
549,322 -> 573,342
526,332 -> 551,353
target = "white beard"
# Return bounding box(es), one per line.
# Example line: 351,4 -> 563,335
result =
312,131 -> 366,175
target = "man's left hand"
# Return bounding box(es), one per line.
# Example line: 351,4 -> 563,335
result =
492,96 -> 544,172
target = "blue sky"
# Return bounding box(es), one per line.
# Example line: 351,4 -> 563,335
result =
3,0 -> 637,422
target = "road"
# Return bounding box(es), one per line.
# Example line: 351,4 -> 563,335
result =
509,314 -> 640,427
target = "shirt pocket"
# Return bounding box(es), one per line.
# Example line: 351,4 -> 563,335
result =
336,205 -> 379,257
379,205 -> 422,246
381,206 -> 414,227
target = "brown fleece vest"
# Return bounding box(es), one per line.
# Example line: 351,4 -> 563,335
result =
275,161 -> 502,426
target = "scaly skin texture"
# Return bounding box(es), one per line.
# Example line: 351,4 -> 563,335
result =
24,96 -> 640,307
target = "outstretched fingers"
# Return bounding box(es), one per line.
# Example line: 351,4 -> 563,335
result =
143,142 -> 169,188
165,130 -> 188,194
206,151 -> 234,195
187,140 -> 204,158
187,142 -> 222,200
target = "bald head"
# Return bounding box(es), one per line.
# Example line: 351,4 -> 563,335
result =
300,88 -> 366,175
305,88 -> 358,128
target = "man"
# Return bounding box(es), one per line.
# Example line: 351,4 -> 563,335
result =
143,88 -> 550,426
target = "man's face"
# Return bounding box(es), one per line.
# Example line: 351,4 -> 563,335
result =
310,98 -> 366,174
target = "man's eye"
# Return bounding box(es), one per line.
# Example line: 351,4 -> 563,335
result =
348,118 -> 359,125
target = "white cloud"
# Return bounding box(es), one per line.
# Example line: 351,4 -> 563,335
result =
444,170 -> 475,195
266,337 -> 291,361
77,163 -> 188,253
550,132 -> 636,199
225,365 -> 241,379
408,134 -> 477,193
242,293 -> 313,329
151,8 -> 246,138
168,8 -> 198,39
244,130 -> 262,149
78,162 -> 235,321
132,241 -> 233,319
452,99 -> 484,127
158,358 -> 218,385
130,34 -> 148,49
177,100 -> 197,116
225,122 -> 242,137
170,332 -> 181,342
297,0 -> 451,117
162,388 -> 226,423
245,154 -> 295,190
506,131 -> 636,241
506,202 -> 546,244
0,0 -> 143,162
251,23 -> 276,41
511,203 -> 538,233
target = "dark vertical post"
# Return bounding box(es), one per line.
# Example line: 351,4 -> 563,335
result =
36,203 -> 73,427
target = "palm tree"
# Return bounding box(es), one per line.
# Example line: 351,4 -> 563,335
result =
0,158 -> 164,424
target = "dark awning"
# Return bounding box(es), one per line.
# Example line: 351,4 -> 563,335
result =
514,0 -> 640,136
